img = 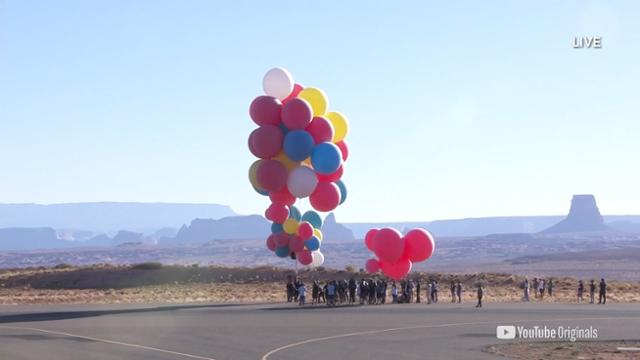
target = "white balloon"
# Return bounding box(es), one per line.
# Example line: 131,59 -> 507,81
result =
263,67 -> 294,100
287,166 -> 318,198
311,251 -> 324,267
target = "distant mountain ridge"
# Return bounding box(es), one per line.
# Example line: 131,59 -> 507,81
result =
0,202 -> 235,234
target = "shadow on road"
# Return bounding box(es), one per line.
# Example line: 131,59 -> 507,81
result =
0,303 -> 243,324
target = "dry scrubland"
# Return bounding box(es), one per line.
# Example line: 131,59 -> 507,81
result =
1,264 -> 639,305
487,341 -> 640,360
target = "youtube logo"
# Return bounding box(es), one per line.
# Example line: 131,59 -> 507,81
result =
497,325 -> 516,339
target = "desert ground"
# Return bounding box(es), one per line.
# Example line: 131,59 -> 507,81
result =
1,264 -> 639,305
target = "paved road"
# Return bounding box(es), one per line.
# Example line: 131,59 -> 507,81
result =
0,302 -> 639,360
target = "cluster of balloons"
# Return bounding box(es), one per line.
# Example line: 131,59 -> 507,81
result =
364,228 -> 435,280
249,67 -> 350,267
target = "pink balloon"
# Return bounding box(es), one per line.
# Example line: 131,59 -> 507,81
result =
269,187 -> 296,206
317,164 -> 343,182
274,232 -> 290,247
372,228 -> 404,263
282,98 -> 312,130
249,96 -> 282,126
297,250 -> 313,265
309,182 -> 341,212
249,125 -> 283,159
266,234 -> 277,251
265,203 -> 289,224
380,258 -> 412,280
403,228 -> 435,262
282,83 -> 304,105
336,140 -> 349,161
365,258 -> 380,273
364,228 -> 379,251
256,160 -> 287,192
305,116 -> 334,144
289,236 -> 305,252
297,221 -> 314,240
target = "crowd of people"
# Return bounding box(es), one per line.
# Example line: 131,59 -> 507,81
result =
521,277 -> 607,304
286,276 -> 609,307
286,277 -> 485,308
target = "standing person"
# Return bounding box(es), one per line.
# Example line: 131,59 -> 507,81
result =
599,278 -> 607,305
294,278 -> 301,303
547,278 -> 554,297
416,281 -> 421,303
286,281 -> 295,303
538,278 -> 545,299
475,284 -> 484,308
319,282 -> 327,304
298,282 -> 307,306
450,281 -> 456,303
456,281 -> 462,303
327,281 -> 336,306
577,280 -> 584,303
360,279 -> 368,305
391,282 -> 398,303
589,279 -> 596,304
523,278 -> 530,302
369,279 -> 377,304
433,280 -> 439,303
407,280 -> 414,303
312,280 -> 320,305
348,278 -> 357,304
377,280 -> 386,304
426,281 -> 432,304
532,278 -> 539,299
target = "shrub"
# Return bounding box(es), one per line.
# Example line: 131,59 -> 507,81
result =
132,262 -> 163,270
345,265 -> 355,272
53,263 -> 73,270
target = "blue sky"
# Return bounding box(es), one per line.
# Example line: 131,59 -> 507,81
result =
1,1 -> 639,222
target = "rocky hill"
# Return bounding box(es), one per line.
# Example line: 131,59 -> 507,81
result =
542,195 -> 610,233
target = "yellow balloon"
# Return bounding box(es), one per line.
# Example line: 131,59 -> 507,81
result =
298,87 -> 328,116
248,160 -> 264,190
273,151 -> 300,171
313,228 -> 323,241
326,111 -> 349,142
283,218 -> 300,235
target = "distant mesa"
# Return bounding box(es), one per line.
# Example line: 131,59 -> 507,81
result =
322,213 -> 355,242
541,195 -> 610,234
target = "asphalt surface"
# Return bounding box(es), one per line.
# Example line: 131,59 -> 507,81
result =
0,301 -> 639,360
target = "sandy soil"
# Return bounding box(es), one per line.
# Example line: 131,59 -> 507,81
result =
487,341 -> 640,359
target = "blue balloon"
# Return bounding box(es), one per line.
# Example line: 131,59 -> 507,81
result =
271,222 -> 283,234
301,210 -> 323,229
283,130 -> 314,161
311,142 -> 342,174
304,236 -> 320,251
289,206 -> 302,221
275,246 -> 290,258
336,180 -> 347,204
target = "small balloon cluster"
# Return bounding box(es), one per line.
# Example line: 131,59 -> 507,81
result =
364,228 -> 435,280
248,67 -> 350,267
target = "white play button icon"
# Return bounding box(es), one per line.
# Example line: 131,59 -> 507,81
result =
497,325 -> 516,339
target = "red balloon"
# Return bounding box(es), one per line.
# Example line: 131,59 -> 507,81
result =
274,232 -> 290,247
249,96 -> 282,126
372,228 -> 404,263
269,187 -> 296,206
249,125 -> 283,159
403,229 -> 435,262
309,182 -> 341,212
297,221 -> 314,240
282,98 -> 312,130
317,165 -> 343,182
256,160 -> 287,192
265,203 -> 289,224
380,258 -> 412,280
305,116 -> 334,144
335,140 -> 349,161
266,234 -> 277,251
297,250 -> 313,265
282,83 -> 304,105
289,236 -> 305,252
365,258 -> 380,273
364,228 -> 379,251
